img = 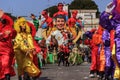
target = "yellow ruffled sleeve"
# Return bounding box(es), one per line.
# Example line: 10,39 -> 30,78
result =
20,34 -> 35,52
27,34 -> 34,50
14,34 -> 22,51
14,33 -> 28,52
14,33 -> 35,53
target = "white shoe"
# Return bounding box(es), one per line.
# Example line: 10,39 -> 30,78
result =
89,74 -> 95,78
96,75 -> 100,78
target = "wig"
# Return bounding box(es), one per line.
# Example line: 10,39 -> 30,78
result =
14,17 -> 30,33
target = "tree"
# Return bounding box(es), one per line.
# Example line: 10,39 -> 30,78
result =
45,6 -> 58,17
69,0 -> 100,17
69,0 -> 98,9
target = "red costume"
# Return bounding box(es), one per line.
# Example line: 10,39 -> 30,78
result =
41,10 -> 54,39
53,3 -> 68,18
90,33 -> 100,71
27,22 -> 41,68
41,10 -> 53,28
67,10 -> 81,27
53,11 -> 68,18
67,18 -> 76,27
0,13 -> 16,79
90,26 -> 105,77
27,22 -> 36,37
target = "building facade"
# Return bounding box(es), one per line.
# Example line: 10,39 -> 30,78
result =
70,9 -> 99,31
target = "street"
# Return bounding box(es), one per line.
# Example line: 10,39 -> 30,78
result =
11,62 -> 98,80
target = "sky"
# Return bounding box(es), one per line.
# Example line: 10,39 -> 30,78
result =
0,0 -> 112,17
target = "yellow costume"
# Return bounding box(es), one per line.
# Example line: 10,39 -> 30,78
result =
66,25 -> 82,43
66,26 -> 77,38
13,17 -> 40,77
42,27 -> 57,40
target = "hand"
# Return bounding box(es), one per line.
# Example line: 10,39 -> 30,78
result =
0,9 -> 4,18
106,2 -> 115,13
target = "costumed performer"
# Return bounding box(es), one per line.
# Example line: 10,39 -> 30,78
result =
30,13 -> 39,31
13,17 -> 41,80
85,28 -> 100,78
0,9 -> 16,80
40,10 -> 54,40
100,0 -> 120,79
53,3 -> 68,21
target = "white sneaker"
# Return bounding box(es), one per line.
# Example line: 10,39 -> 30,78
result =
96,75 -> 100,78
89,74 -> 95,78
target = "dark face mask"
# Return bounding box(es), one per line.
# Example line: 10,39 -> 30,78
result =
20,26 -> 26,32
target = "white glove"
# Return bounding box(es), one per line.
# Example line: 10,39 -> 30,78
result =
105,2 -> 115,13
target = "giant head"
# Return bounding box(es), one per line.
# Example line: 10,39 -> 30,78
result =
57,3 -> 64,11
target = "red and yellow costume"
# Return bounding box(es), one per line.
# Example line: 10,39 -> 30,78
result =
41,10 -> 54,39
67,10 -> 82,43
90,26 -> 105,75
67,18 -> 77,39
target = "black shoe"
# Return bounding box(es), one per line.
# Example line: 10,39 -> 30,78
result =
23,72 -> 31,80
18,76 -> 22,80
89,70 -> 95,78
99,71 -> 104,80
90,70 -> 95,74
5,74 -> 10,80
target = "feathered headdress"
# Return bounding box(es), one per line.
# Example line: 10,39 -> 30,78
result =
14,17 -> 30,33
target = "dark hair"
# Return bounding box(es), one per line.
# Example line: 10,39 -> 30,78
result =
58,3 -> 64,6
55,14 -> 66,21
31,13 -> 35,17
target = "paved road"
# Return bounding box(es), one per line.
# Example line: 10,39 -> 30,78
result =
11,62 -> 98,80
